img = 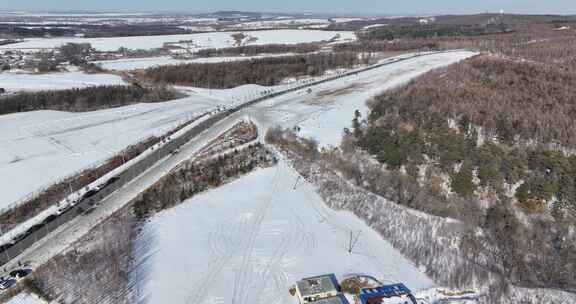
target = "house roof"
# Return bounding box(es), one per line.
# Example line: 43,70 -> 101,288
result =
359,283 -> 415,304
296,274 -> 339,297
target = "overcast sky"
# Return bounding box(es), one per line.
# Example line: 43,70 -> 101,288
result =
2,0 -> 575,15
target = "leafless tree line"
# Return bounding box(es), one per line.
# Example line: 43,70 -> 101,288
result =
196,42 -> 320,57
0,85 -> 177,115
142,52 -> 365,88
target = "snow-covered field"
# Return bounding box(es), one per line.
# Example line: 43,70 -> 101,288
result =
4,293 -> 46,304
0,95 -> 220,209
0,71 -> 124,93
133,161 -> 434,304
331,17 -> 365,23
0,30 -> 356,52
363,24 -> 387,29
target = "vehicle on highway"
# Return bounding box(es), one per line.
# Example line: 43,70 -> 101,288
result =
9,268 -> 32,279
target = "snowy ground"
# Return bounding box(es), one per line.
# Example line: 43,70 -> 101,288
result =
0,30 -> 356,52
133,161 -> 434,304
4,293 -> 46,304
0,96 -> 217,210
0,71 -> 124,93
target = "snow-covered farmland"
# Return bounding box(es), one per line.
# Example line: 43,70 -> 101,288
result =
133,160 -> 434,304
0,30 -> 356,52
331,17 -> 366,23
363,24 -> 387,29
0,95 -> 222,209
0,71 -> 125,93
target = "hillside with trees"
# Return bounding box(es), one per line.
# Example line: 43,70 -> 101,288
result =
342,43 -> 576,297
263,16 -> 576,302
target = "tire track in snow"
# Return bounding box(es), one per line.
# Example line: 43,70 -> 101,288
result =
185,215 -> 250,304
254,205 -> 318,304
231,164 -> 282,304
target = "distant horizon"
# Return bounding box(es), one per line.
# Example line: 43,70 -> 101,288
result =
2,0 -> 576,16
1,9 -> 575,18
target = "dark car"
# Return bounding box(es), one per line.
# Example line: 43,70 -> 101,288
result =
0,243 -> 13,253
42,214 -> 58,225
9,268 -> 32,279
28,224 -> 43,233
104,176 -> 120,187
83,189 -> 99,199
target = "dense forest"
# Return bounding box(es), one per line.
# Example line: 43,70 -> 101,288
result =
437,22 -> 576,69
195,42 -> 320,57
0,23 -> 191,39
0,85 -> 177,115
370,55 -> 576,148
143,52 -> 364,88
352,107 -> 576,292
358,23 -> 510,41
0,25 -> 75,38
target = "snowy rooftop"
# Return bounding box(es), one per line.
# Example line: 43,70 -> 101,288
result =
296,274 -> 339,297
360,283 -> 414,304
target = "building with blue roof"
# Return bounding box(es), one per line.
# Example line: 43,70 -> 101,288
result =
359,283 -> 417,304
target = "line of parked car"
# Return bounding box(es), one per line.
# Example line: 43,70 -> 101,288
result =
0,267 -> 32,291
0,176 -> 121,259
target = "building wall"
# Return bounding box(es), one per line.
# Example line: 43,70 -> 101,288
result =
298,291 -> 338,303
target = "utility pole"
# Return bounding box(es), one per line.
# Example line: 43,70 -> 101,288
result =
68,179 -> 74,197
348,230 -> 361,253
293,175 -> 301,190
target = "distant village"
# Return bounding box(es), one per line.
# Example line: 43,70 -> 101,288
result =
0,42 -> 174,73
